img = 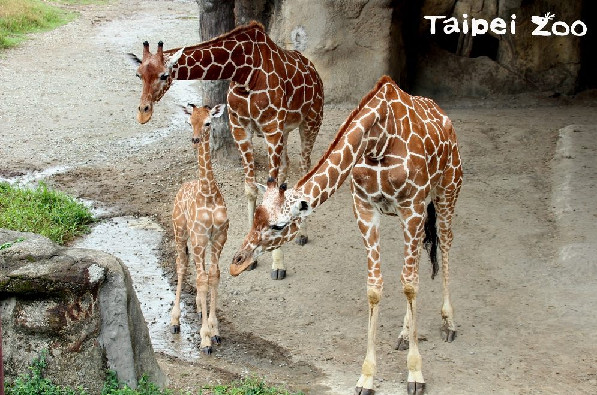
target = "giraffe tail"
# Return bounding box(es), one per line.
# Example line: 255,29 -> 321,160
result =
423,201 -> 439,279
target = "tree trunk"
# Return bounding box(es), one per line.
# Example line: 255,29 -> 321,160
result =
234,0 -> 273,30
196,0 -> 237,163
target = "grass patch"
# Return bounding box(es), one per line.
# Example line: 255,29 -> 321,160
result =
5,350 -> 86,395
5,351 -> 301,395
0,0 -> 109,49
0,0 -> 77,48
0,181 -> 93,245
200,377 -> 304,395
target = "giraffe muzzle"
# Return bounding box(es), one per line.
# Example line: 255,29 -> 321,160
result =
136,103 -> 153,124
230,251 -> 254,276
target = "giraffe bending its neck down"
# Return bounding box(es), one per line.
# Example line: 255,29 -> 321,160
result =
230,76 -> 463,394
171,104 -> 229,355
129,22 -> 324,279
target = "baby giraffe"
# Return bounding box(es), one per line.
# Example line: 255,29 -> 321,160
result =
171,103 -> 229,355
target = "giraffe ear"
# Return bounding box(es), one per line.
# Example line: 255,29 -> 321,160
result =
210,104 -> 227,119
290,199 -> 311,218
256,183 -> 267,194
127,53 -> 142,66
167,47 -> 185,69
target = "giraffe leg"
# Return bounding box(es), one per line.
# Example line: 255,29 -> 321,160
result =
192,240 -> 211,354
395,304 -> 411,351
435,194 -> 459,342
295,123 -> 317,246
229,113 -> 257,229
353,194 -> 382,395
399,205 -> 426,395
270,248 -> 286,280
262,122 -> 288,280
170,230 -> 187,334
207,221 -> 228,346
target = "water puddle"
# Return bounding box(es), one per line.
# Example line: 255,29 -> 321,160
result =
73,216 -> 202,361
0,165 -> 71,185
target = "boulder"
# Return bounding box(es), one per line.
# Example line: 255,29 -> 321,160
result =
0,229 -> 166,394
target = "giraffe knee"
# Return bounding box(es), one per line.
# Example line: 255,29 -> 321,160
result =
403,283 -> 417,302
245,183 -> 258,199
367,287 -> 382,306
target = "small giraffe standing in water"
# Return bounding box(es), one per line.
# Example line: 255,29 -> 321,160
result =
231,76 -> 463,394
171,104 -> 229,355
128,22 -> 324,279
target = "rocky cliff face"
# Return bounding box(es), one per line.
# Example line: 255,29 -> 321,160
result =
0,229 -> 165,394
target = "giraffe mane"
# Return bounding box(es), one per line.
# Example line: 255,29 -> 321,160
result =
163,21 -> 265,55
296,75 -> 396,188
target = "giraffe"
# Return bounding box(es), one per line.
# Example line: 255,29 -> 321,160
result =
230,76 -> 463,394
171,103 -> 229,355
128,22 -> 324,280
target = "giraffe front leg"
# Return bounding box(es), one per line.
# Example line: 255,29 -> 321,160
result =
207,263 -> 221,346
192,242 -> 212,355
353,194 -> 382,394
270,248 -> 286,280
399,205 -> 426,394
355,286 -> 383,395
170,237 -> 188,334
207,222 -> 228,347
395,304 -> 411,351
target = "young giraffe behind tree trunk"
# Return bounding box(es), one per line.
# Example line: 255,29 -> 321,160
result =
230,76 -> 463,394
128,22 -> 324,280
171,104 -> 229,355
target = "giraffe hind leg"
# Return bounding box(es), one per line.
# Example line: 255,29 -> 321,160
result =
435,195 -> 458,343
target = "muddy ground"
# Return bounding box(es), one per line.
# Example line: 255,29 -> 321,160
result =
1,1 -> 597,394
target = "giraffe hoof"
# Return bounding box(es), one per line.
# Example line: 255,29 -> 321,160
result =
201,346 -> 212,355
355,386 -> 375,395
170,325 -> 180,334
211,335 -> 221,345
442,329 -> 457,342
295,235 -> 308,246
247,261 -> 258,271
407,381 -> 425,395
395,335 -> 409,350
271,269 -> 286,280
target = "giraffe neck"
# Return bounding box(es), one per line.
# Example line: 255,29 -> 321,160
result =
196,139 -> 217,190
295,78 -> 393,209
167,24 -> 265,85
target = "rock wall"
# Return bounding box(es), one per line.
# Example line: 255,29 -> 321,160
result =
0,229 -> 166,394
264,0 -> 590,101
417,0 -> 585,96
268,0 -> 398,103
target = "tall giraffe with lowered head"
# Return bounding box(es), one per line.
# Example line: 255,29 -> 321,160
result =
230,76 -> 463,394
171,104 -> 229,355
128,22 -> 324,280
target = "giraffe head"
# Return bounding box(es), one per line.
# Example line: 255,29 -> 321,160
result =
230,179 -> 312,276
128,41 -> 185,124
182,103 -> 226,146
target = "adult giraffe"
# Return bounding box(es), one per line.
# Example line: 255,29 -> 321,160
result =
128,22 -> 324,279
230,76 -> 463,394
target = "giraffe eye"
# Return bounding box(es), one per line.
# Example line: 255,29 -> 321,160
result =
136,73 -> 141,79
159,73 -> 169,81
270,223 -> 287,231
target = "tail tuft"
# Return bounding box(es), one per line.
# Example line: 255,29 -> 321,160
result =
423,202 -> 439,279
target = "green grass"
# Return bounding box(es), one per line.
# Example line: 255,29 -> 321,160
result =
0,0 -> 108,49
0,0 -> 75,48
200,377 -> 304,395
0,182 -> 93,245
5,351 -> 302,395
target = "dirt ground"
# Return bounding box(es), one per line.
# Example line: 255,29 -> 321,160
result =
1,1 -> 597,394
